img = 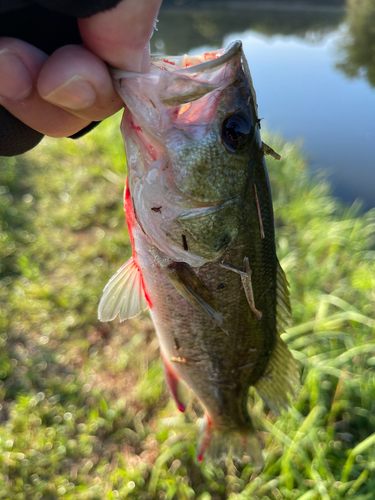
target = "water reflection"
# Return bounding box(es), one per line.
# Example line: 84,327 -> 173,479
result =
336,0 -> 375,87
152,3 -> 345,55
151,2 -> 375,209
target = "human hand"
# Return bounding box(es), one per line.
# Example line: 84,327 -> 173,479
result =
0,0 -> 162,139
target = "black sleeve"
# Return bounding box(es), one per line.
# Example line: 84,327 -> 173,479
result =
0,0 -> 122,157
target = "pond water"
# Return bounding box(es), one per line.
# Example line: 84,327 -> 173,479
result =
151,1 -> 375,210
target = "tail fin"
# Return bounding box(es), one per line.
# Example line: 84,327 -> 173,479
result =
196,414 -> 263,467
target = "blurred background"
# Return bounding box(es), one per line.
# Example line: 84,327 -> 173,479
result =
0,0 -> 375,498
152,0 -> 375,210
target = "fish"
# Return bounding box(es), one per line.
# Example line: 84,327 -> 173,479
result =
99,41 -> 299,466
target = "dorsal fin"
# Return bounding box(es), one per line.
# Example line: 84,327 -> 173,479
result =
254,335 -> 299,415
98,256 -> 149,322
276,260 -> 292,334
254,261 -> 299,415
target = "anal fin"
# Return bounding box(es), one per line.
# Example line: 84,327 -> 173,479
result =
98,256 -> 149,322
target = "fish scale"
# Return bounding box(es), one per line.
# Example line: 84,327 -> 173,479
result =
99,40 -> 299,465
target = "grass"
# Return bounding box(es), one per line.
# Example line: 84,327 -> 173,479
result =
0,114 -> 374,499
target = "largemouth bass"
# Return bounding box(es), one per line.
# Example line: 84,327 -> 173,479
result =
99,41 -> 299,465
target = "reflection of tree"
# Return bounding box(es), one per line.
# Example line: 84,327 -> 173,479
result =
336,0 -> 375,86
152,6 -> 344,56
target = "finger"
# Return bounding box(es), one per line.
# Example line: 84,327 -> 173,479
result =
0,38 -> 90,137
37,45 -> 123,121
78,0 -> 162,71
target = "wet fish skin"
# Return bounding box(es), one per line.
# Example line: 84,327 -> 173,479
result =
138,155 -> 275,428
100,41 -> 299,464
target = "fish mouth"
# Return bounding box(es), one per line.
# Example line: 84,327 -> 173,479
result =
111,41 -> 245,109
152,40 -> 243,74
111,40 -> 243,80
153,41 -> 244,107
180,40 -> 243,73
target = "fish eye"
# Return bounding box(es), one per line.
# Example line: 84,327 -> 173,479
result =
221,113 -> 252,152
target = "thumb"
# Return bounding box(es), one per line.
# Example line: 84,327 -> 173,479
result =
78,0 -> 162,72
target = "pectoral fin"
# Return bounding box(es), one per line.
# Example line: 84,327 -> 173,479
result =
163,262 -> 226,332
98,256 -> 150,322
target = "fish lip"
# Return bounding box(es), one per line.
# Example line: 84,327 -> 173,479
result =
172,40 -> 243,74
110,40 -> 243,80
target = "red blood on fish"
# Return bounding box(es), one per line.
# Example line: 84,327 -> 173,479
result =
124,180 -> 153,309
124,179 -> 136,247
130,116 -> 142,132
161,352 -> 187,412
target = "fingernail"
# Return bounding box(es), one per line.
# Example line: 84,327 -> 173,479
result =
141,43 -> 151,74
43,75 -> 96,110
0,49 -> 32,100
